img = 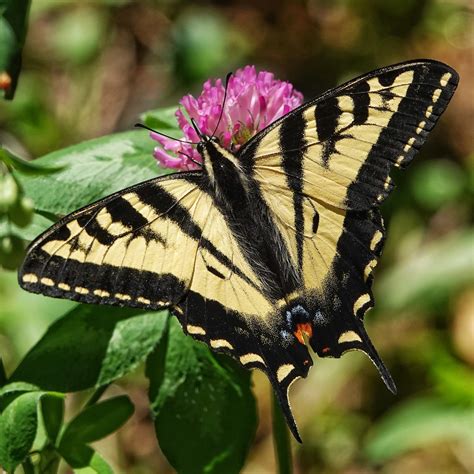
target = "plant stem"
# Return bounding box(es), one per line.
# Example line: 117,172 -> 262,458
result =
0,357 -> 6,387
84,383 -> 109,408
271,389 -> 293,474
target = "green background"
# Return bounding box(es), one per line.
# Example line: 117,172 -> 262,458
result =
0,0 -> 473,472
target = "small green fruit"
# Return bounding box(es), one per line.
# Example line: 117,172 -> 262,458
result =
0,235 -> 25,270
8,196 -> 34,228
0,174 -> 18,213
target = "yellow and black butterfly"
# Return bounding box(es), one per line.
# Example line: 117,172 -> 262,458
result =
19,60 -> 458,441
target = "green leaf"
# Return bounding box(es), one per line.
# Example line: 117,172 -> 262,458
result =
0,146 -> 65,175
364,397 -> 474,463
140,106 -> 181,132
0,391 -> 41,471
59,395 -> 133,447
146,317 -> 257,474
14,130 -> 170,216
0,381 -> 39,411
60,444 -> 113,473
41,393 -> 65,445
72,450 -> 114,474
11,305 -> 168,392
0,211 -> 55,241
0,0 -> 31,100
22,457 -> 34,474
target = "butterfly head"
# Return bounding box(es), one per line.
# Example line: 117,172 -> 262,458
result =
192,122 -> 245,188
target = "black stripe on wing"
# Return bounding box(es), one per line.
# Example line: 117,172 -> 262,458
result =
280,110 -> 306,270
345,60 -> 459,209
132,180 -> 259,291
20,249 -> 186,310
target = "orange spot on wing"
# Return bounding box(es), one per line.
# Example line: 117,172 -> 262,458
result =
322,347 -> 330,354
294,323 -> 313,345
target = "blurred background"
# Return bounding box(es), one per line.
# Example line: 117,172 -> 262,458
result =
0,0 -> 473,473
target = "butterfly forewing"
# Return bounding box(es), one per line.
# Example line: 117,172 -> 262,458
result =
19,173 -> 210,309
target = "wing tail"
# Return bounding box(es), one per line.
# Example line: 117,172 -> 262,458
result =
355,320 -> 397,394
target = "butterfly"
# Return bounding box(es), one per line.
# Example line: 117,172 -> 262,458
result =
19,60 -> 458,441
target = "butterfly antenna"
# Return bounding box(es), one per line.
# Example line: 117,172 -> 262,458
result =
134,123 -> 199,145
178,150 -> 202,168
211,72 -> 232,138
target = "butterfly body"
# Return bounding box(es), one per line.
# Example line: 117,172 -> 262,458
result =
19,60 -> 459,441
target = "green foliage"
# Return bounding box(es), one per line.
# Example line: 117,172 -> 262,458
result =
364,398 -> 474,463
0,147 -> 65,175
61,446 -> 113,473
15,130 -> 170,216
49,7 -> 106,65
41,395 -> 64,446
410,159 -> 466,210
0,382 -> 39,410
376,229 -> 474,312
0,146 -> 64,271
147,317 -> 257,474
56,395 -> 133,471
60,396 -> 134,447
140,106 -> 181,133
11,305 -> 168,392
0,391 -> 42,471
171,10 -> 248,85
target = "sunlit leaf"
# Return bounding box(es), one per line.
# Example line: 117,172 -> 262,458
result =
14,130 -> 170,216
0,358 -> 6,387
0,391 -> 41,471
140,106 -> 181,132
0,381 -> 38,411
0,146 -> 65,174
0,211 -> 55,241
11,305 -> 168,392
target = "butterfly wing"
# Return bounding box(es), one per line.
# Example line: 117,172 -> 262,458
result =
19,172 -> 211,308
236,59 -> 458,425
19,165 -> 308,437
